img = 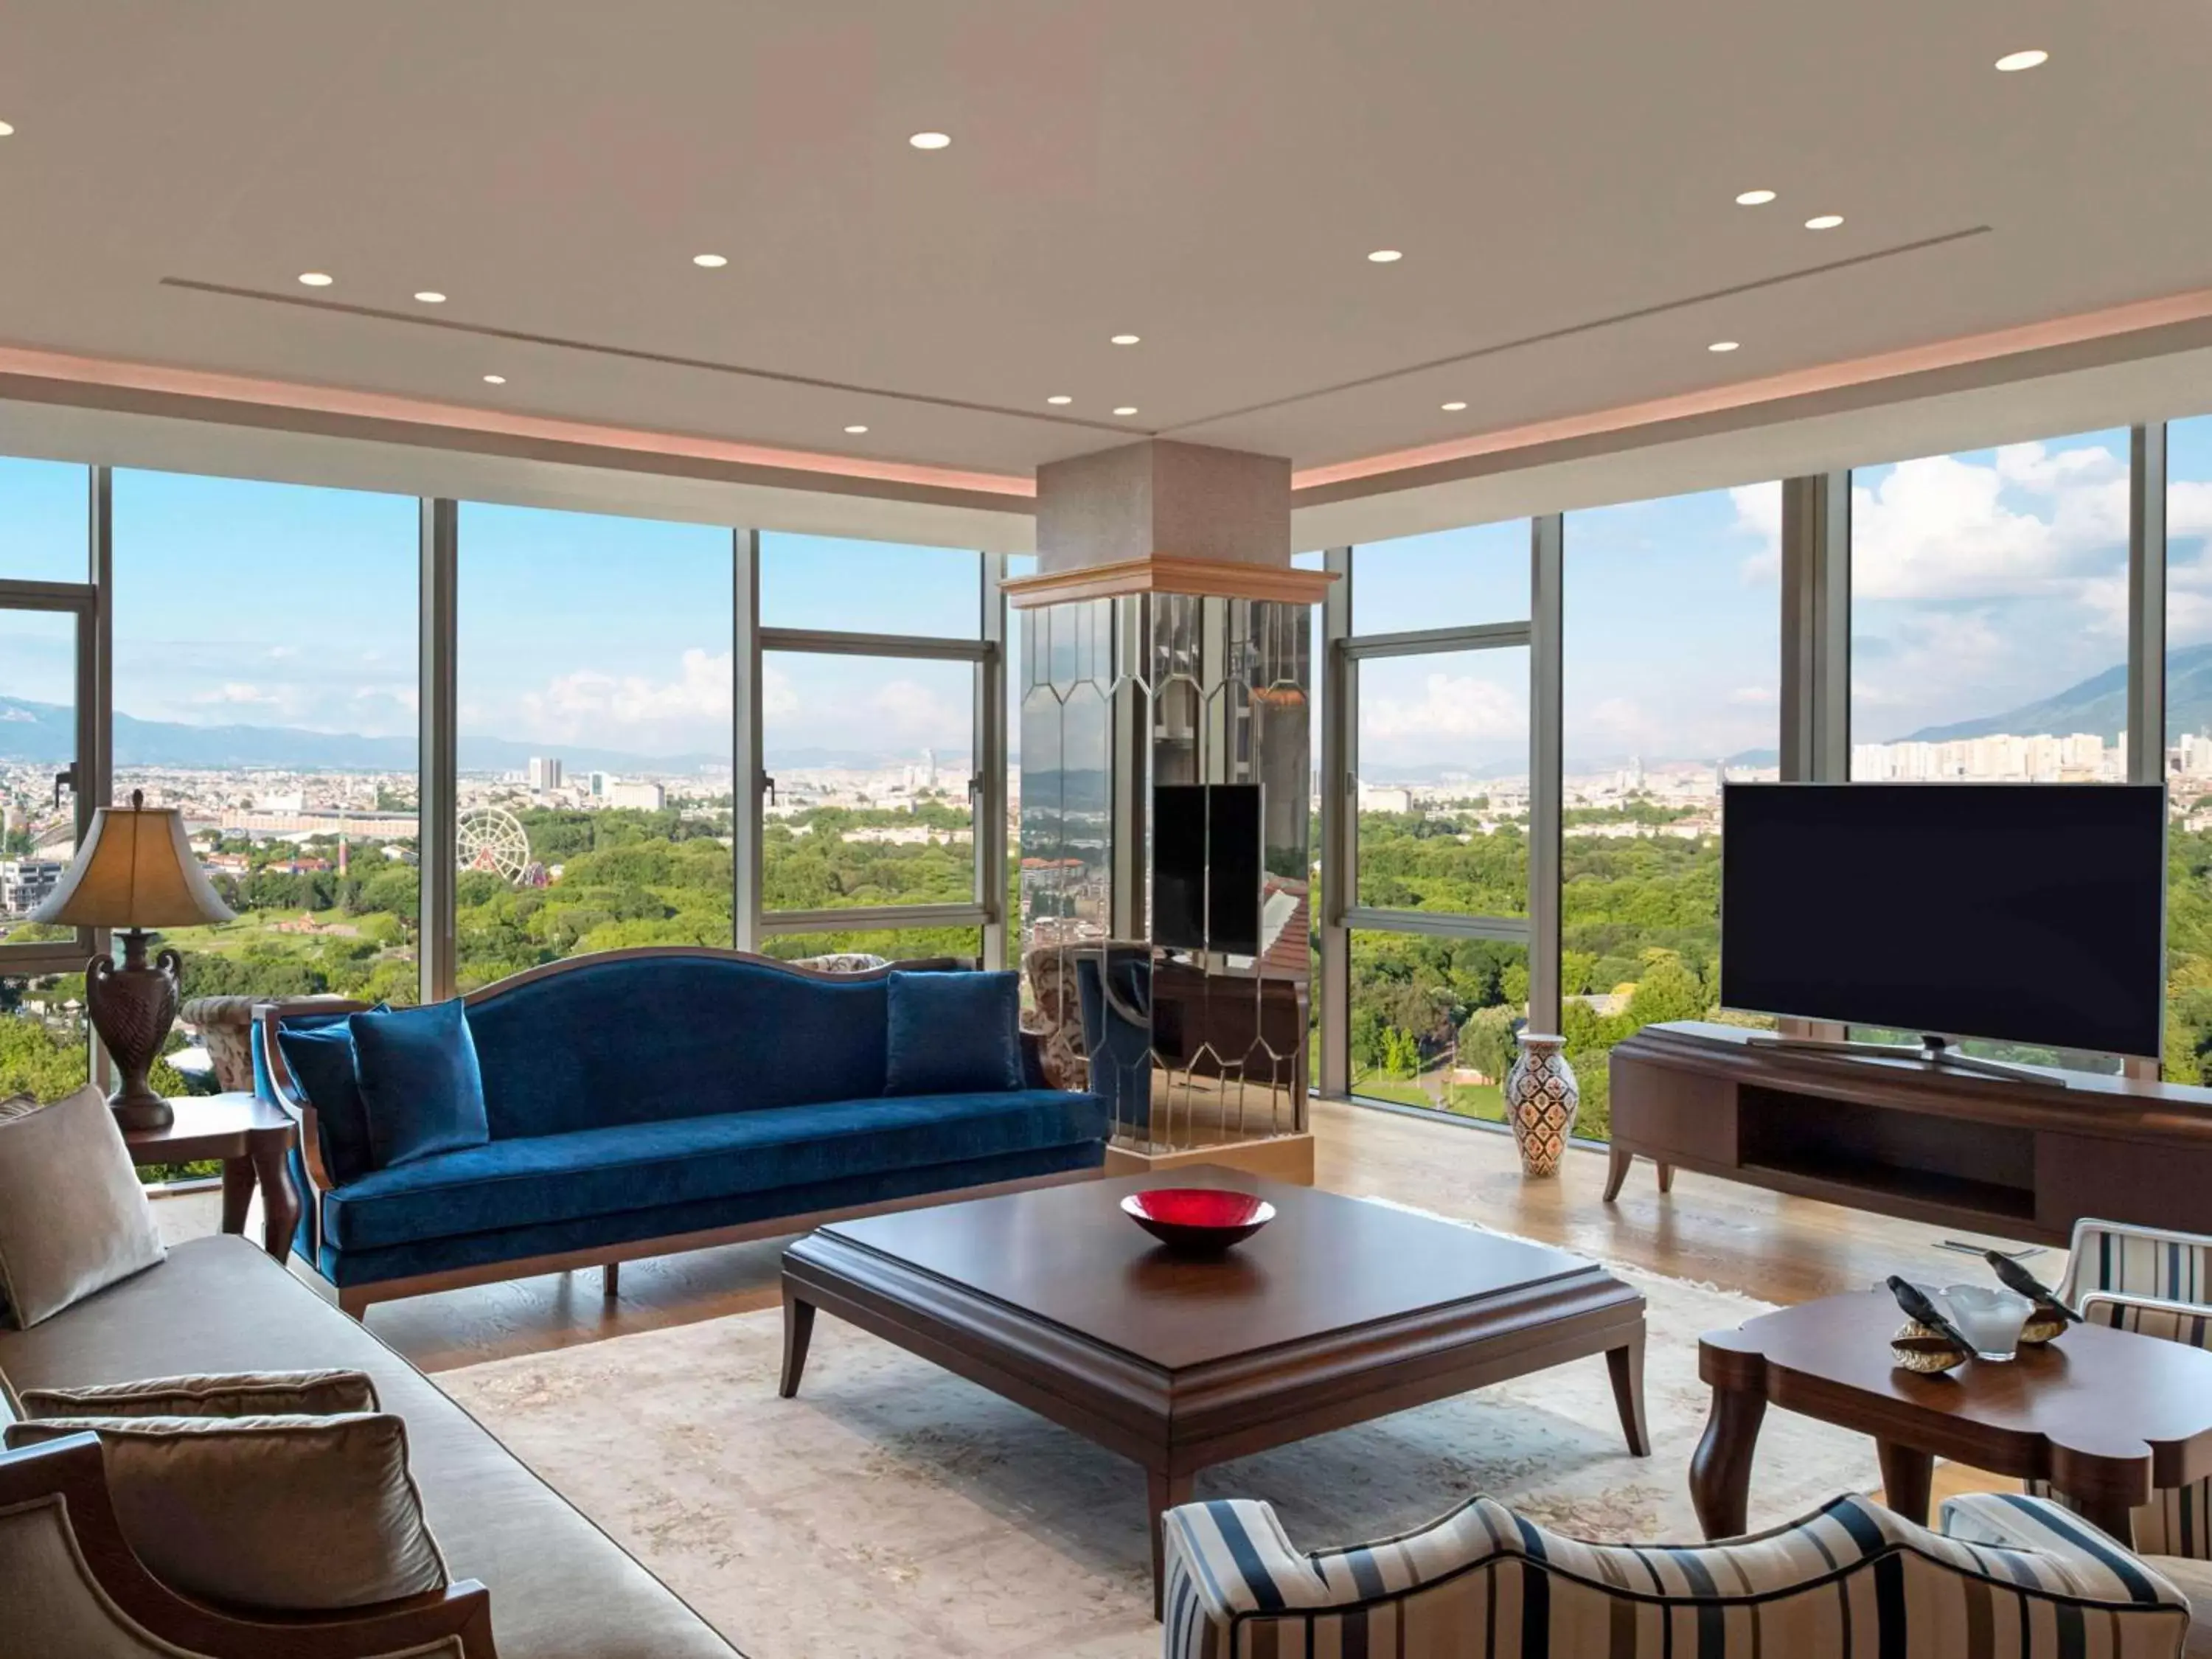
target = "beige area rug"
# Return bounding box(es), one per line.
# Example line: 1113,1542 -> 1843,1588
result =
439,1231 -> 1879,1659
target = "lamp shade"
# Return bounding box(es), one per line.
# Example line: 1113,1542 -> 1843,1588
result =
29,791 -> 237,930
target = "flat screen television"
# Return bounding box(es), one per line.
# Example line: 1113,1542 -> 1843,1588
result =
1719,782 -> 2166,1057
1153,782 -> 1262,955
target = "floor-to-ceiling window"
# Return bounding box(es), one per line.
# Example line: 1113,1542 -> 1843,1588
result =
0,458 -> 93,1101
2165,418 -> 2212,1080
113,471 -> 422,1011
1561,483 -> 1781,1138
455,505 -> 734,990
1848,429 -> 2132,1070
756,534 -> 993,965
1341,521 -> 1531,1121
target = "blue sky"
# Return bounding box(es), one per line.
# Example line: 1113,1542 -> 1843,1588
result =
5,425 -> 2212,769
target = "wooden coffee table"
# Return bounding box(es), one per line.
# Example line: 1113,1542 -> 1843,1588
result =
780,1169 -> 1648,1612
1692,1290 -> 2212,1543
123,1092 -> 300,1261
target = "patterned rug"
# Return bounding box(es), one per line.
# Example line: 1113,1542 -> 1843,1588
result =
439,1228 -> 1879,1659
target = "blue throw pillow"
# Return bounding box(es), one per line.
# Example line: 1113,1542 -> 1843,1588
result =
348,1001 -> 490,1170
274,1018 -> 376,1186
884,970 -> 1024,1096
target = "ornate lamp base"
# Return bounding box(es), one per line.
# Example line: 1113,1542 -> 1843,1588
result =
87,928 -> 181,1133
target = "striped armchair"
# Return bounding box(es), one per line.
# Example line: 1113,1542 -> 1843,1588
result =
1162,1490 -> 2191,1658
2059,1219 -> 2212,1311
2039,1218 -> 2212,1561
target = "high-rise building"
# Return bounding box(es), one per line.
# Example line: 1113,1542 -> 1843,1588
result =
527,757 -> 565,791
0,858 -> 66,918
605,779 -> 665,811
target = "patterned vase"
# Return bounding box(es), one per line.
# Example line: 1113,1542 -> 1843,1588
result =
1505,1032 -> 1578,1178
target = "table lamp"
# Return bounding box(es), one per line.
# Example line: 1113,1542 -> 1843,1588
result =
29,790 -> 237,1130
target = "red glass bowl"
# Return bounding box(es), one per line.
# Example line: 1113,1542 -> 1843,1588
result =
1120,1187 -> 1276,1253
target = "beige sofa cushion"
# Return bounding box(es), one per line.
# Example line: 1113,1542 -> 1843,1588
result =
0,1086 -> 164,1329
18,1367 -> 378,1419
4,1411 -> 448,1611
0,1236 -> 739,1658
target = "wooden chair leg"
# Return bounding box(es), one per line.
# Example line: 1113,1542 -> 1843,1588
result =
1657,1162 -> 1675,1194
1602,1144 -> 1634,1202
602,1261 -> 620,1298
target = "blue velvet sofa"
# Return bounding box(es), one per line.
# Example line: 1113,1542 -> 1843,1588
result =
252,947 -> 1110,1315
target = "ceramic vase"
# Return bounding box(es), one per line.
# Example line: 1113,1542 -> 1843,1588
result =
1505,1032 -> 1578,1178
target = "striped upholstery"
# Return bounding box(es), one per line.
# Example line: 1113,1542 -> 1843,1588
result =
1163,1491 -> 2191,1658
2059,1220 -> 2212,1309
2023,1292 -> 2212,1560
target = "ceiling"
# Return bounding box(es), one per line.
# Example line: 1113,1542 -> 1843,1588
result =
1,0 -> 2209,498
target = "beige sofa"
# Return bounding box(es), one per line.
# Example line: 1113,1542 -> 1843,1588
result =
0,1235 -> 740,1659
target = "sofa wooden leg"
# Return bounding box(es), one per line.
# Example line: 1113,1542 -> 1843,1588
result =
602,1262 -> 620,1298
338,1289 -> 372,1321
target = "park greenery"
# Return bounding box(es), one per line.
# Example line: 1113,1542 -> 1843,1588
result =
10,793 -> 2212,1152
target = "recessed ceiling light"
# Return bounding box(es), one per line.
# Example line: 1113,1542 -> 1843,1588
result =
1113,406 -> 1139,417
908,131 -> 951,150
1735,189 -> 1776,206
1046,395 -> 1073,406
413,291 -> 447,304
1110,333 -> 1140,346
1708,340 -> 1741,352
1367,248 -> 1403,263
297,272 -> 334,287
481,374 -> 507,385
1441,400 -> 1468,411
1995,49 -> 2049,72
844,424 -> 869,434
0,122 -> 15,138
1804,214 -> 1844,230
692,253 -> 728,268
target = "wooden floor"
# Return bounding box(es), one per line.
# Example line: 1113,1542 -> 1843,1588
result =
158,1096 -> 2028,1504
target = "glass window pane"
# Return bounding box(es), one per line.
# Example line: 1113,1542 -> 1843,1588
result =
1352,519 -> 1528,635
1354,647 -> 1528,914
2166,415 -> 2212,1082
763,652 -> 975,913
1560,484 -> 1781,1130
0,457 -> 88,582
0,610 -> 82,933
1,975 -> 89,1100
1849,431 -> 2130,780
1348,931 -> 1525,1124
112,472 -> 421,1006
761,533 -> 980,638
760,928 -> 981,966
457,504 -> 734,989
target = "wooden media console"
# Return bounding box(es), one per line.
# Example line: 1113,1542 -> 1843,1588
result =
1606,1021 -> 2212,1245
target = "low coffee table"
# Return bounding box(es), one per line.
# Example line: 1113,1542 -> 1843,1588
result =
780,1169 -> 1648,1612
1692,1290 -> 2212,1543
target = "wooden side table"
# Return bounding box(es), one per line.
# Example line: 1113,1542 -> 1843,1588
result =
123,1092 -> 301,1262
1691,1289 -> 2212,1545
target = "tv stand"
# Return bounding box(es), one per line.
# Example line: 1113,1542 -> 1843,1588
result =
1744,1032 -> 2070,1089
1605,1021 -> 2212,1245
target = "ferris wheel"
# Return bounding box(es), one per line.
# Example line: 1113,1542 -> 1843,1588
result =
456,806 -> 532,885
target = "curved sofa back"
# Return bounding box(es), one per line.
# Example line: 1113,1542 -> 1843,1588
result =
464,952 -> 892,1139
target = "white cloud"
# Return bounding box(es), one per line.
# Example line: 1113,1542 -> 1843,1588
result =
865,678 -> 970,748
1725,684 -> 1775,706
1850,442 -> 2128,603
1362,672 -> 1525,744
1731,483 -> 1781,585
522,648 -> 733,737
191,682 -> 284,710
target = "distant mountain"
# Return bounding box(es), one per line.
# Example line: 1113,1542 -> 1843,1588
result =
1905,642 -> 2212,745
0,696 -> 732,775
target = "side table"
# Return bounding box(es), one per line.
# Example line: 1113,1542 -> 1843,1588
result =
124,1092 -> 301,1262
1691,1289 -> 2212,1545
